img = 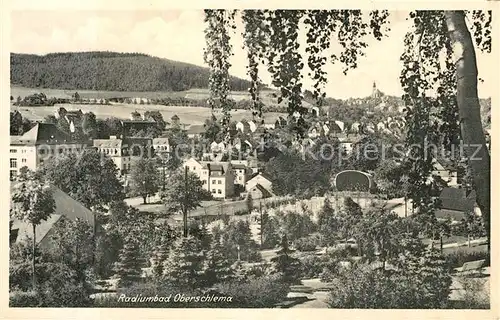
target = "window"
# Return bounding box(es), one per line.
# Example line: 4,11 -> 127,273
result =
203,180 -> 207,185
22,159 -> 26,163
238,176 -> 242,181
217,189 -> 222,194
59,148 -> 63,154
10,170 -> 16,181
10,158 -> 17,168
10,149 -> 17,153
212,180 -> 216,185
218,180 -> 222,184
212,189 -> 216,194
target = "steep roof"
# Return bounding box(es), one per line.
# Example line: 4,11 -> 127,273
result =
11,185 -> 95,246
439,187 -> 476,212
252,183 -> 273,198
93,138 -> 123,148
10,123 -> 72,146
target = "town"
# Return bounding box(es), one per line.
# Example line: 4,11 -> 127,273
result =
8,9 -> 492,310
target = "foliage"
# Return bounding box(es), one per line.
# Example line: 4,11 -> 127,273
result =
271,234 -> 301,283
264,149 -> 331,197
45,218 -> 94,288
293,235 -> 319,252
317,197 -> 338,245
113,240 -> 143,288
160,169 -> 209,215
213,273 -> 289,308
161,236 -> 205,289
11,52 -> 250,92
129,158 -> 160,204
444,247 -> 489,268
279,210 -> 316,242
42,149 -> 124,210
10,111 -> 35,135
258,212 -> 281,249
222,220 -> 261,263
9,262 -> 92,307
298,253 -> 324,278
201,236 -> 235,287
453,276 -> 489,309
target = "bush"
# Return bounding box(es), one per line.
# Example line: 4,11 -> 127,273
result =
214,274 -> 289,308
451,277 -> 490,309
298,254 -> 324,278
294,235 -> 320,252
444,247 -> 490,269
9,290 -> 41,307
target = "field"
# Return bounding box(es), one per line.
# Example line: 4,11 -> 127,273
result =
11,85 -> 276,102
11,86 -> 287,125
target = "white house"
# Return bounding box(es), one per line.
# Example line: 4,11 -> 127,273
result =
334,120 -> 345,132
183,158 -> 235,199
246,172 -> 273,193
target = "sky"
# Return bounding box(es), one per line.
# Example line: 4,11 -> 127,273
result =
10,10 -> 495,99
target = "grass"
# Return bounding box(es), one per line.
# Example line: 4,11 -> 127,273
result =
12,102 -> 286,125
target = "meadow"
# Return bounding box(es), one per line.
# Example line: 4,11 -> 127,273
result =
11,86 -> 286,125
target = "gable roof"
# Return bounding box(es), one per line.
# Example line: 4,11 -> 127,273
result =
10,123 -> 73,146
93,138 -> 123,148
439,187 -> 476,212
251,183 -> 273,198
248,172 -> 273,183
11,185 -> 95,246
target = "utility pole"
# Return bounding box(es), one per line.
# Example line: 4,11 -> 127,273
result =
183,166 -> 188,237
259,201 -> 263,248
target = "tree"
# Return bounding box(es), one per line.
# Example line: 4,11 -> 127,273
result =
203,9 -> 491,249
223,220 -> 260,262
42,149 -> 124,211
10,175 -> 56,290
159,169 -> 208,215
258,212 -> 281,249
129,158 -> 160,204
144,110 -> 167,131
271,234 -> 301,284
44,115 -> 58,125
56,117 -> 71,135
246,193 -> 254,214
317,197 -> 339,246
82,112 -> 98,138
202,236 -> 235,287
281,211 -> 316,242
46,218 -> 94,288
73,92 -> 80,101
443,11 -> 490,248
113,240 -> 143,288
161,236 -> 205,289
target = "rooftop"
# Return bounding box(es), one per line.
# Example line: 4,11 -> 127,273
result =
10,123 -> 76,146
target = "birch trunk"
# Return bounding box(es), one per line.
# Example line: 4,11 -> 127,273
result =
444,11 -> 491,250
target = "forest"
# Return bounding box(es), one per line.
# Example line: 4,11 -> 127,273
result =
10,52 -> 251,92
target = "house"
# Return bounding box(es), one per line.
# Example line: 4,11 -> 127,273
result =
9,123 -> 87,180
246,172 -> 273,193
152,137 -> 170,154
436,187 -> 477,221
232,163 -> 250,187
248,183 -> 274,200
93,136 -> 131,174
334,120 -> 345,133
432,158 -> 458,187
186,124 -> 206,139
247,121 -> 257,133
236,120 -> 251,133
10,185 -> 95,250
120,120 -> 157,136
183,158 -> 235,199
94,136 -> 153,175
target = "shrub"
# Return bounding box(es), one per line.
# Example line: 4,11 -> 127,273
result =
214,274 -> 289,308
452,277 -> 490,309
298,254 -> 324,278
444,247 -> 490,269
294,236 -> 318,252
9,290 -> 41,307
